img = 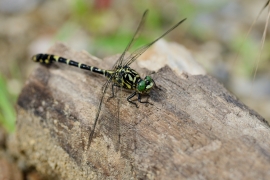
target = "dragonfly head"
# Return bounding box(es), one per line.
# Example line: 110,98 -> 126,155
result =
137,76 -> 154,94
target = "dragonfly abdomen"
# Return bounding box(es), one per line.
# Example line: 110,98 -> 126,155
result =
32,53 -> 108,76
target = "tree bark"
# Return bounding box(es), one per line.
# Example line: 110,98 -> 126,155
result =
14,43 -> 270,180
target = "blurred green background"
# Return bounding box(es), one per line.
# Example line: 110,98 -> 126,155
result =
0,0 -> 270,133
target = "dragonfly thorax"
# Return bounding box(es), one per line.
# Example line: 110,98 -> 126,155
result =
111,66 -> 153,94
112,66 -> 140,90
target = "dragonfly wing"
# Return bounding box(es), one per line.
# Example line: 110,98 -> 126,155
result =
124,18 -> 187,66
112,10 -> 149,69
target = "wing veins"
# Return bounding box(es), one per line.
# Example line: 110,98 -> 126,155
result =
112,10 -> 148,69
124,18 -> 187,66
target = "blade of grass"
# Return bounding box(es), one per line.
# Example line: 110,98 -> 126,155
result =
0,74 -> 16,132
253,1 -> 270,82
232,1 -> 269,71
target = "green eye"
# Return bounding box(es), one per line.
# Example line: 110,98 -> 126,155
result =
138,80 -> 146,92
146,76 -> 152,82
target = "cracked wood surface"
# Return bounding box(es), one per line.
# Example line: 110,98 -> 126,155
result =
15,43 -> 270,180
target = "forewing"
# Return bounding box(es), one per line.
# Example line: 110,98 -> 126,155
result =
112,10 -> 148,69
123,18 -> 187,66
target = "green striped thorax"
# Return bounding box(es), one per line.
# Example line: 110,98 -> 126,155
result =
106,65 -> 154,95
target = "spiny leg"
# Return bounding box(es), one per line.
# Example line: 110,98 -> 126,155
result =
127,92 -> 153,107
138,93 -> 153,105
127,92 -> 138,108
107,84 -> 120,101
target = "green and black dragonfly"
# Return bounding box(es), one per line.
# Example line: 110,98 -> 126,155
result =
32,10 -> 186,149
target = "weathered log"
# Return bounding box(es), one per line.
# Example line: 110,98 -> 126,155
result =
14,42 -> 270,180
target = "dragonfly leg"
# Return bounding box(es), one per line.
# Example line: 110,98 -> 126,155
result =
138,93 -> 153,105
127,92 -> 138,108
107,84 -> 120,101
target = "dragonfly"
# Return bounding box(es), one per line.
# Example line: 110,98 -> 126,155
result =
32,10 -> 186,149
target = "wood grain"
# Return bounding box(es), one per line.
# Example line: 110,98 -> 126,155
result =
15,43 -> 270,180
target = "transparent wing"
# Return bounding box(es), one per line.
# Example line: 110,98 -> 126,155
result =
123,18 -> 187,66
87,76 -> 112,149
87,8 -> 149,145
112,10 -> 148,69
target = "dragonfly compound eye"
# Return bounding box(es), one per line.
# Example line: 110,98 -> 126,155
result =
145,76 -> 154,89
137,76 -> 154,93
145,76 -> 152,82
137,80 -> 146,92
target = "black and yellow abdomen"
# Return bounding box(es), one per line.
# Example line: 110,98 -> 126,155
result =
32,53 -> 109,77
32,53 -> 152,93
